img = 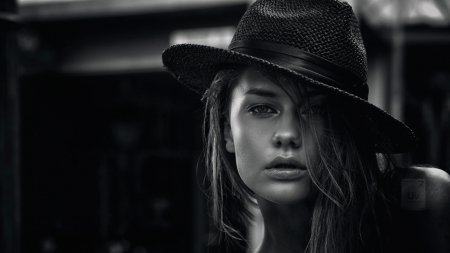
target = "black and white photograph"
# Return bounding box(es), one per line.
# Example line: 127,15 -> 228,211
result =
1,0 -> 450,252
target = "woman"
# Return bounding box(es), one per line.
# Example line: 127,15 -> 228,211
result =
162,0 -> 450,252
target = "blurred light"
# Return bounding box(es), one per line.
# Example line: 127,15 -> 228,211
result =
17,30 -> 40,52
361,0 -> 450,26
19,0 -> 251,20
18,0 -> 250,7
19,0 -> 89,4
421,1 -> 444,20
170,26 -> 235,49
379,3 -> 395,21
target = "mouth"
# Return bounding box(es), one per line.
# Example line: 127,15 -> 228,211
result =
271,163 -> 306,170
267,157 -> 306,171
265,157 -> 307,180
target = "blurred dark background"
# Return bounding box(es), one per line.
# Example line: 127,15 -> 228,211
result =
0,0 -> 449,253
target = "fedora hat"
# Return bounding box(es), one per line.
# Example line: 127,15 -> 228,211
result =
162,0 -> 417,154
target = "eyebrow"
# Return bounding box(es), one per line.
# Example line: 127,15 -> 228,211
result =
244,88 -> 278,98
305,88 -> 325,98
245,87 -> 325,99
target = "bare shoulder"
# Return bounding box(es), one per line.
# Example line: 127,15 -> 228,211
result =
400,166 -> 450,204
395,166 -> 450,253
400,165 -> 450,180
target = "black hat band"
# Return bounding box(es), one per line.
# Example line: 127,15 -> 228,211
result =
229,40 -> 369,100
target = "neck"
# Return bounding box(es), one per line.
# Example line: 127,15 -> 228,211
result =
254,196 -> 312,253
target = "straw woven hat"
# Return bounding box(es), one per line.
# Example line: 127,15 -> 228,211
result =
162,0 -> 417,154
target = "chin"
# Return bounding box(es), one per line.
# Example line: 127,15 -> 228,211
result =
257,182 -> 312,205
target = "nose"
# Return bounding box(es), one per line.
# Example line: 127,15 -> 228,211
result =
272,111 -> 301,149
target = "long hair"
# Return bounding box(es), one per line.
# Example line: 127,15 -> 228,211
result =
202,65 -> 256,249
202,65 -> 398,253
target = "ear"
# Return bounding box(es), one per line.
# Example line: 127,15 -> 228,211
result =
223,119 -> 235,153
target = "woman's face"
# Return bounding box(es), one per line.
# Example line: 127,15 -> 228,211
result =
224,68 -> 327,204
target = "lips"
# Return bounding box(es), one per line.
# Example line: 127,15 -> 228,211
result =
267,156 -> 306,170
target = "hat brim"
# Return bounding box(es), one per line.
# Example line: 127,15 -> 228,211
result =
162,43 -> 417,154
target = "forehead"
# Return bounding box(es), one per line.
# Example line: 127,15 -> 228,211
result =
232,67 -> 322,98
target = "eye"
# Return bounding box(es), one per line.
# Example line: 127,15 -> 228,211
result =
311,105 -> 326,115
248,104 -> 277,115
303,104 -> 326,115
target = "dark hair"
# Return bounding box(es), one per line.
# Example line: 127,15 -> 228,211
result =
202,64 -> 398,253
202,65 -> 255,247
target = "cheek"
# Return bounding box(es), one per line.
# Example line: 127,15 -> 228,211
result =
232,123 -> 269,185
303,133 -> 318,163
302,118 -> 326,163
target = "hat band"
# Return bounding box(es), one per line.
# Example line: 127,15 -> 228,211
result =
229,40 -> 369,100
